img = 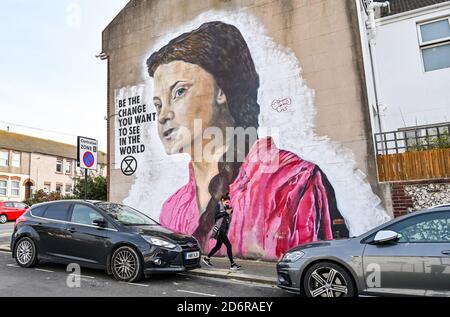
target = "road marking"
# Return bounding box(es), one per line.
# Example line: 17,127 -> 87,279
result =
179,273 -> 277,289
6,264 -> 19,268
35,268 -> 54,273
0,233 -> 11,237
0,250 -> 11,253
127,282 -> 149,287
72,274 -> 95,279
177,289 -> 217,297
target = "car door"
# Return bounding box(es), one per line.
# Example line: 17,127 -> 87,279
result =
363,211 -> 450,296
3,202 -> 16,220
13,202 -> 27,219
35,202 -> 73,258
63,203 -> 112,266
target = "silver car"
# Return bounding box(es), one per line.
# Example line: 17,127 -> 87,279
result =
277,207 -> 450,297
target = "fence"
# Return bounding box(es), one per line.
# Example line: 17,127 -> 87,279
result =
374,123 -> 450,155
377,148 -> 450,182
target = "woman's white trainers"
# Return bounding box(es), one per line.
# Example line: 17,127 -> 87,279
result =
202,257 -> 212,267
230,263 -> 241,271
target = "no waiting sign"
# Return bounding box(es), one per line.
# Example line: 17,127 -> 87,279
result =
77,136 -> 98,171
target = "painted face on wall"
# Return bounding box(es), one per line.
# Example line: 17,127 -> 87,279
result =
153,61 -> 227,156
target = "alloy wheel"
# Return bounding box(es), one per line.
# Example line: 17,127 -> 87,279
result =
0,215 -> 7,224
16,239 -> 34,266
113,249 -> 137,280
307,267 -> 348,297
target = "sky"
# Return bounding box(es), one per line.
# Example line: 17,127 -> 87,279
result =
0,0 -> 130,152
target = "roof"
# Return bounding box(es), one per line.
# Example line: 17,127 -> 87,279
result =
0,130 -> 107,164
376,0 -> 450,17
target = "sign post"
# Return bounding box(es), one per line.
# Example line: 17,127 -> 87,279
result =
77,137 -> 98,200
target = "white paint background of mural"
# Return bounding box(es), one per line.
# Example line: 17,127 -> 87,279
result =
114,85 -> 148,168
121,9 -> 391,236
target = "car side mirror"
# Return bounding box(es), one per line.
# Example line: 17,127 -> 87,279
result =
93,218 -> 107,228
373,230 -> 400,245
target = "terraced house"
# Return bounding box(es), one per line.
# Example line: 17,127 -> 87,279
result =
0,130 -> 107,202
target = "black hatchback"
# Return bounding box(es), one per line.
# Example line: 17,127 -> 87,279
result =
10,200 -> 201,282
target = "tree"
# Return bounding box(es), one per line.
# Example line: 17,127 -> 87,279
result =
73,175 -> 107,201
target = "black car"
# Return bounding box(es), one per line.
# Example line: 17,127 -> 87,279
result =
10,200 -> 201,282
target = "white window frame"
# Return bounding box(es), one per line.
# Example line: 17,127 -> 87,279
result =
65,160 -> 72,174
0,150 -> 8,167
43,183 -> 51,194
417,17 -> 450,72
65,184 -> 73,194
0,179 -> 7,196
11,180 -> 20,197
11,152 -> 21,168
55,183 -> 63,193
56,158 -> 63,173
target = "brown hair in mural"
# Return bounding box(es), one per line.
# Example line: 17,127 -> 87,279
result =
147,21 -> 348,260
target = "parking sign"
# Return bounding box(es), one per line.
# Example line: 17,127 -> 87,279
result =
77,136 -> 98,170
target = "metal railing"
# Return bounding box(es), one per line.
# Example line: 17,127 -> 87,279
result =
374,123 -> 450,155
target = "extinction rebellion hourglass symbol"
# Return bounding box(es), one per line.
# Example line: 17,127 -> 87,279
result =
121,156 -> 138,176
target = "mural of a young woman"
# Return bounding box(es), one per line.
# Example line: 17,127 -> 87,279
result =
147,21 -> 349,260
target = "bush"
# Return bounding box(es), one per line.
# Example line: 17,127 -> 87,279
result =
24,190 -> 63,206
408,130 -> 450,152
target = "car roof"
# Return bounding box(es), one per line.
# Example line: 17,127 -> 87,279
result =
29,200 -> 106,208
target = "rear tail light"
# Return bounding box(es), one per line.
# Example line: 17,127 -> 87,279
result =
14,214 -> 27,230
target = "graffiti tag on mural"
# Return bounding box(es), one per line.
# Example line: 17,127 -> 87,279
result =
271,98 -> 292,112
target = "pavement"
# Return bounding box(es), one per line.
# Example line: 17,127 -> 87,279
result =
0,251 -> 292,297
0,222 -> 278,286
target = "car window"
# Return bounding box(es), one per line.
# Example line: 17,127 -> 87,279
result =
96,203 -> 157,226
71,204 -> 104,226
14,203 -> 26,209
4,202 -> 14,208
31,205 -> 47,217
388,212 -> 450,243
42,203 -> 71,222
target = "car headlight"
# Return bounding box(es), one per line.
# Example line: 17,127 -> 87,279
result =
143,236 -> 176,249
282,251 -> 305,262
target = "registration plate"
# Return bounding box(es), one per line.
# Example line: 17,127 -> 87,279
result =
185,251 -> 200,260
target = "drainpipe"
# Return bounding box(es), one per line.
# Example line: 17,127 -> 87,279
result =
366,1 -> 390,155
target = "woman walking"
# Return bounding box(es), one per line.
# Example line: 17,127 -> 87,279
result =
203,194 -> 241,271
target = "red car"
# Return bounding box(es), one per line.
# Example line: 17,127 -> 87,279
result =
0,201 -> 29,224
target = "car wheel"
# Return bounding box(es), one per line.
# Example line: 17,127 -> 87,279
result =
303,262 -> 356,297
0,214 -> 7,224
111,246 -> 143,283
14,237 -> 38,268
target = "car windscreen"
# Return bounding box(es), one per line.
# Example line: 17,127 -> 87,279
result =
95,203 -> 158,226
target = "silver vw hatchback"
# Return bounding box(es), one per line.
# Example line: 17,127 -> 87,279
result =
277,207 -> 450,297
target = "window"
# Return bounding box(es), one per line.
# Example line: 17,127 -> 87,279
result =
43,183 -> 51,194
96,203 -> 157,226
4,202 -> 14,207
418,18 -> 450,72
65,184 -> 73,194
14,202 -> 28,209
11,152 -> 20,168
65,160 -> 72,174
0,151 -> 8,167
71,204 -> 104,226
55,183 -> 62,193
389,212 -> 450,243
0,179 -> 7,196
11,180 -> 20,197
56,158 -> 63,173
42,202 -> 71,221
31,205 -> 47,217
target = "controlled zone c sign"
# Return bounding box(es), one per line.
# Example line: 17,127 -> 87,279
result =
77,136 -> 98,171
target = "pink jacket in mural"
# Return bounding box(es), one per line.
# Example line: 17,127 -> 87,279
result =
160,137 -> 348,260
